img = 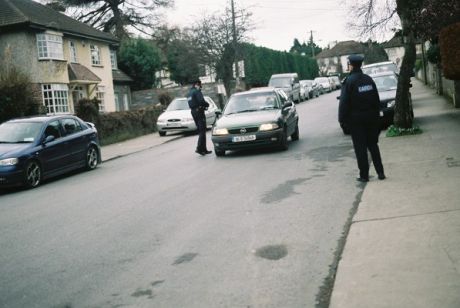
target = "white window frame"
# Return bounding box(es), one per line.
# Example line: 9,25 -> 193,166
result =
69,41 -> 78,63
36,33 -> 64,60
42,84 -> 69,114
96,86 -> 105,112
90,45 -> 101,66
110,49 -> 118,69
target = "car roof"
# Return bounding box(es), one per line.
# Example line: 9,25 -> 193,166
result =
270,73 -> 297,78
362,61 -> 395,68
6,115 -> 78,123
369,71 -> 397,78
233,87 -> 277,96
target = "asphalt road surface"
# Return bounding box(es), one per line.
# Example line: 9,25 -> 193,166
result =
0,90 -> 366,308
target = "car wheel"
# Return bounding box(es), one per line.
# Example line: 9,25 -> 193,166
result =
24,160 -> 41,188
291,123 -> 299,141
159,131 -> 166,136
215,148 -> 225,157
86,146 -> 99,170
279,128 -> 289,150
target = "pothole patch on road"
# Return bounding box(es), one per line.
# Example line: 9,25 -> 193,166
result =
172,252 -> 198,265
261,178 -> 308,204
255,245 -> 288,260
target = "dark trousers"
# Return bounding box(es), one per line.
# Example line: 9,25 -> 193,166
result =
350,120 -> 384,179
191,109 -> 207,152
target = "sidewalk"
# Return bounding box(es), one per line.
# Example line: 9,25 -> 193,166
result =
101,132 -> 182,162
330,79 -> 460,307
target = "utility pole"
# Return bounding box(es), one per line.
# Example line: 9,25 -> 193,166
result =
231,0 -> 240,85
309,30 -> 315,58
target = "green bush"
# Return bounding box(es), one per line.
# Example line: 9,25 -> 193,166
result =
97,107 -> 163,145
0,66 -> 42,123
74,98 -> 100,125
386,125 -> 423,137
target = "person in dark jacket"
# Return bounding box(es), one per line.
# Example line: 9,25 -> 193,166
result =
188,80 -> 211,155
339,55 -> 386,182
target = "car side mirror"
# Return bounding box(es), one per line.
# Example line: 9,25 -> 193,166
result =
215,110 -> 222,118
43,135 -> 55,144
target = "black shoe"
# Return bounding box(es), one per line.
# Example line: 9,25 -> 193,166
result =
356,177 -> 369,182
203,150 -> 212,155
195,149 -> 206,156
378,173 -> 386,180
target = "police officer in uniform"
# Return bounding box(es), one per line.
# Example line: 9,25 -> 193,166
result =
339,55 -> 386,182
188,80 -> 212,155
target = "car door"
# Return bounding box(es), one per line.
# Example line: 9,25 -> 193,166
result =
277,90 -> 296,135
39,120 -> 71,175
204,98 -> 217,126
60,118 -> 87,166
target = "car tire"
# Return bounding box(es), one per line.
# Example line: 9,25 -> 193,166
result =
215,148 -> 225,157
24,160 -> 42,188
86,146 -> 99,170
279,128 -> 289,150
159,131 -> 166,136
291,123 -> 299,141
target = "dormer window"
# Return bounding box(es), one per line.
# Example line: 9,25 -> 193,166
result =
36,33 -> 64,60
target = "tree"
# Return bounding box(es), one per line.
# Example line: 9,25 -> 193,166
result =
117,38 -> 161,90
289,38 -> 322,58
57,0 -> 174,40
0,48 -> 42,123
349,0 -> 460,128
166,35 -> 201,85
362,41 -> 389,64
192,4 -> 254,88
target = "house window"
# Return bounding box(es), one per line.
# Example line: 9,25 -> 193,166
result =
96,86 -> 105,112
37,33 -> 64,60
42,84 -> 69,114
90,45 -> 101,65
110,50 -> 117,69
69,41 -> 78,63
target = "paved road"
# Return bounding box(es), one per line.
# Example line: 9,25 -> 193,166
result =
0,90 -> 365,308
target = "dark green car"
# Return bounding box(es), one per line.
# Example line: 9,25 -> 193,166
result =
211,88 -> 299,156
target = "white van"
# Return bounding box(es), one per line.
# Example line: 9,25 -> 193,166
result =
268,73 -> 301,103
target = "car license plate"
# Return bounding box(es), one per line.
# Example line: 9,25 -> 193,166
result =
232,135 -> 256,142
167,122 -> 181,127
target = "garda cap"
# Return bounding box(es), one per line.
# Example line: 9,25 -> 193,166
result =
348,54 -> 364,65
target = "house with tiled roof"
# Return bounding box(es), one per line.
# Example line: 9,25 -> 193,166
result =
382,34 -> 423,69
0,0 -> 132,113
315,41 -> 365,76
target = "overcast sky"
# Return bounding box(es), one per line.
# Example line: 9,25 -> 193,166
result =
163,0 -> 398,51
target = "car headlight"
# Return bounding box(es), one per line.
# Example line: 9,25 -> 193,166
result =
259,123 -> 279,131
0,158 -> 19,166
387,100 -> 396,108
213,128 -> 229,135
157,118 -> 166,124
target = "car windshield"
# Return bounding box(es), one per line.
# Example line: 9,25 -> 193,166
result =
166,98 -> 189,111
0,122 -> 42,143
363,63 -> 398,75
269,78 -> 291,88
224,92 -> 279,115
373,74 -> 398,92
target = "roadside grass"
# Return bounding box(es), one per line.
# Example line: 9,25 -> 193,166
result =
386,125 -> 423,137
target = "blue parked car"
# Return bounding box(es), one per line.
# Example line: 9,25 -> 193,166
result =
0,115 -> 101,188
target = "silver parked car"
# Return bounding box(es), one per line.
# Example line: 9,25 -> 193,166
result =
156,96 -> 220,136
